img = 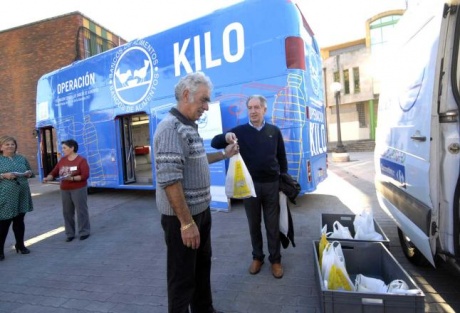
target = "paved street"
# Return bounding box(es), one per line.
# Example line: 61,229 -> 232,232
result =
326,153 -> 460,313
0,152 -> 460,312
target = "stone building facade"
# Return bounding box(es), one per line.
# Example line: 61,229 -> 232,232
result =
321,10 -> 405,149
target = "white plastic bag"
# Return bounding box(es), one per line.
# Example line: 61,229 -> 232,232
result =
321,241 -> 354,291
279,192 -> 288,236
225,154 -> 256,199
327,221 -> 353,239
387,279 -> 410,293
355,274 -> 387,293
354,211 -> 383,241
321,242 -> 336,282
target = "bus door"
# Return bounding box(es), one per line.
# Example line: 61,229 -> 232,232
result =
120,116 -> 136,184
39,127 -> 58,177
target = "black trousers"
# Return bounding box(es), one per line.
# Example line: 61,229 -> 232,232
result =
243,180 -> 281,264
0,213 -> 26,253
161,208 -> 215,313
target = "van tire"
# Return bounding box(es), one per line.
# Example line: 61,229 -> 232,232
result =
397,227 -> 430,266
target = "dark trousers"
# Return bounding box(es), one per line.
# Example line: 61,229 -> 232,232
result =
243,180 -> 281,264
61,187 -> 90,237
0,213 -> 26,254
161,208 -> 214,313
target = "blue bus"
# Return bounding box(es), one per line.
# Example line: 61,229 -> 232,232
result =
36,0 -> 327,205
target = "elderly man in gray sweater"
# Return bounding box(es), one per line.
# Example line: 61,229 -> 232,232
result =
154,72 -> 238,313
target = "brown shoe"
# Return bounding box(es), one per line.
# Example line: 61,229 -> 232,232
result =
249,259 -> 264,275
271,263 -> 284,279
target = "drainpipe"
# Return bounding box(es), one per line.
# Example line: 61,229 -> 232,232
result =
369,99 -> 375,140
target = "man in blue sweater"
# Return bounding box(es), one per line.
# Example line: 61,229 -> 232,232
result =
211,95 -> 288,279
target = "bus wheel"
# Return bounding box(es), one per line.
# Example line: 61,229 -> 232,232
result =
397,227 -> 430,266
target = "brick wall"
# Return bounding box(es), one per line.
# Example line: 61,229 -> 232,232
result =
0,13 -> 125,173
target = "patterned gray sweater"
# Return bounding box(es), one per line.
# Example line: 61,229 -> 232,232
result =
154,108 -> 211,216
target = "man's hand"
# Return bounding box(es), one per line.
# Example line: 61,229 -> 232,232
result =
181,222 -> 200,249
224,142 -> 239,158
225,132 -> 237,144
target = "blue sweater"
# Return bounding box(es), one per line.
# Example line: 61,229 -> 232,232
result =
211,123 -> 288,183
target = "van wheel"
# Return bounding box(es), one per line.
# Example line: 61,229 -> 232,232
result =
397,227 -> 430,266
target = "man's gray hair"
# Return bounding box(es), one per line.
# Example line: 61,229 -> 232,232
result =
174,72 -> 213,102
246,95 -> 267,107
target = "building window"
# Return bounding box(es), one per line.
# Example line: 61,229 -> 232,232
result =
370,15 -> 401,46
333,71 -> 340,82
370,14 -> 402,59
83,36 -> 91,59
76,27 -> 118,60
357,102 -> 366,127
96,38 -> 103,54
343,69 -> 350,94
353,67 -> 360,93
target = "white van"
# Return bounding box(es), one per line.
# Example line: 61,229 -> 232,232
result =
375,0 -> 460,267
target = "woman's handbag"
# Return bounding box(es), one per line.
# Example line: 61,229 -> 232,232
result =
225,153 -> 256,199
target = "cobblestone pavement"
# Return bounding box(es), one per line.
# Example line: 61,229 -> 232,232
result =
0,152 -> 459,312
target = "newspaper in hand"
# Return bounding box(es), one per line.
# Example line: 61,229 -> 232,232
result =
11,171 -> 32,177
56,174 -> 71,181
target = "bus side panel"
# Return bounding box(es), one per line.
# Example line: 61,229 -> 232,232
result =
215,69 -> 326,194
36,0 -> 327,193
37,69 -> 124,187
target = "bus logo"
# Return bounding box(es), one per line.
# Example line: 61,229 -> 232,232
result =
109,40 -> 160,112
308,47 -> 322,100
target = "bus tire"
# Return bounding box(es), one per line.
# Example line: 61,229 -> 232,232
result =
397,227 -> 430,266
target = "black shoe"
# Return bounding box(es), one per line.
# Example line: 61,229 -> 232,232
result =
65,237 -> 75,242
80,235 -> 90,241
0,253 -> 4,261
15,244 -> 30,254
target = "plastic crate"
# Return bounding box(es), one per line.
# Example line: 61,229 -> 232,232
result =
321,213 -> 390,247
313,240 -> 425,313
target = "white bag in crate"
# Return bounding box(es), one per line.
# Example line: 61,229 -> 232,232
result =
355,274 -> 387,293
327,221 -> 353,239
354,211 -> 383,240
321,241 -> 354,291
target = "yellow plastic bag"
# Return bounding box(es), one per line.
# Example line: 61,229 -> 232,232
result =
321,241 -> 354,291
319,232 -> 329,270
225,154 -> 256,199
328,264 -> 354,291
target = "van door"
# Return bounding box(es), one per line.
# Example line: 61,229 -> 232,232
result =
437,3 -> 460,262
375,2 -> 444,266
